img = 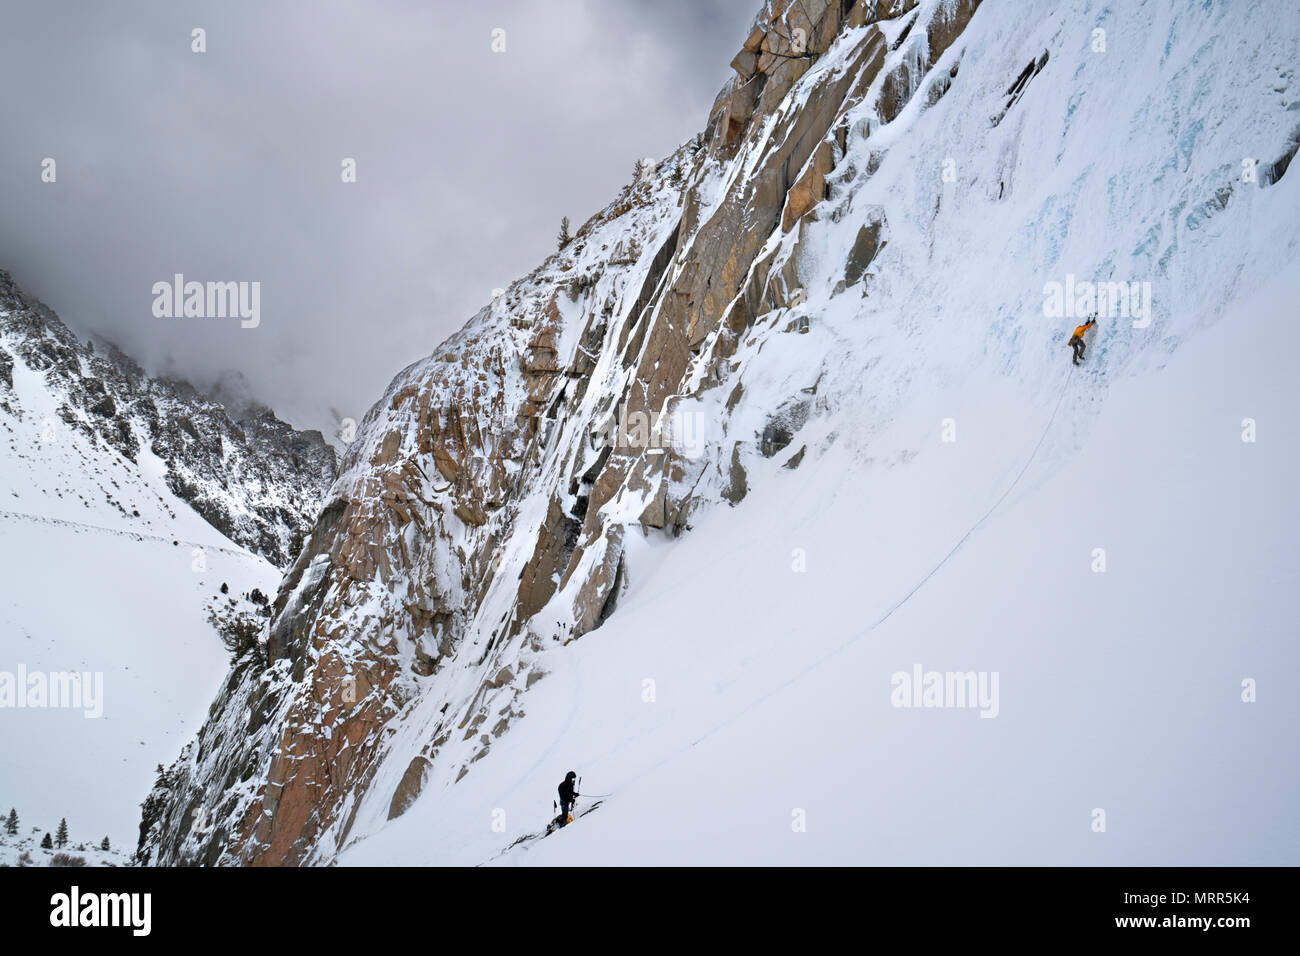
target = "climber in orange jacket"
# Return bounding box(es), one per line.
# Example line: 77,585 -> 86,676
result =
1068,316 -> 1097,366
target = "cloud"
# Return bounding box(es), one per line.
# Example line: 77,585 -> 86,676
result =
0,0 -> 756,433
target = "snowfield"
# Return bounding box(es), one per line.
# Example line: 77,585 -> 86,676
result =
5,0 -> 1298,868
336,0 -> 1300,865
0,335 -> 281,858
338,265 -> 1299,866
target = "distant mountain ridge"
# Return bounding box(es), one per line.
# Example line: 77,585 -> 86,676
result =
0,268 -> 336,566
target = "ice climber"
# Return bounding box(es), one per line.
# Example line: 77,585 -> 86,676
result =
1068,315 -> 1097,365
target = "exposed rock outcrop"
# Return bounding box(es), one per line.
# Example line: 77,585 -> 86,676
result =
140,0 -> 986,866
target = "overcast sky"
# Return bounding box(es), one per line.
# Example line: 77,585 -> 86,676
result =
0,0 -> 756,436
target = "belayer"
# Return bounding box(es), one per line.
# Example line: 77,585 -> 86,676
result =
555,771 -> 579,828
1067,315 -> 1097,365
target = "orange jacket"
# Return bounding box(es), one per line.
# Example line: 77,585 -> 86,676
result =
1071,319 -> 1096,339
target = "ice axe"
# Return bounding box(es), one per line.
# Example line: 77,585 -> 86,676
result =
577,774 -> 615,799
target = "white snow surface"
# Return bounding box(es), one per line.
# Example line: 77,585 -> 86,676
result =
5,0 -> 1295,867
0,334 -> 280,856
334,0 -> 1300,865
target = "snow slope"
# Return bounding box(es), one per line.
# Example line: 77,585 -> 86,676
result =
343,262 -> 1300,865
1,318 -> 283,858
335,0 -> 1300,865
0,823 -> 130,868
144,0 -> 1300,866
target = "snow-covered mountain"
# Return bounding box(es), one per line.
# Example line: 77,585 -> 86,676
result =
140,0 -> 1300,866
0,270 -> 337,858
0,268 -> 337,568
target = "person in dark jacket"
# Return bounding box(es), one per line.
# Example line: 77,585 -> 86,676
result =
557,771 -> 579,827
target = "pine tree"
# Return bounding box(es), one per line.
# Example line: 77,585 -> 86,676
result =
4,808 -> 16,835
56,818 -> 68,847
41,832 -> 52,849
135,763 -> 175,866
670,162 -> 684,187
556,216 -> 571,250
100,836 -> 111,851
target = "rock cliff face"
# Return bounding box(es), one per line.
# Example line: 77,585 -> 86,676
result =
139,0 -> 986,865
0,269 -> 336,566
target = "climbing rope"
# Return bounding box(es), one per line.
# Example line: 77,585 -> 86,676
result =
606,364 -> 1080,791
488,365 -> 1079,847
868,363 -> 1076,631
